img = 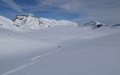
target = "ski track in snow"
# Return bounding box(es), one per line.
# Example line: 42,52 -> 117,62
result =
0,48 -> 61,75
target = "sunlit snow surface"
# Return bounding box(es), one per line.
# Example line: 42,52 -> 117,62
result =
0,16 -> 120,75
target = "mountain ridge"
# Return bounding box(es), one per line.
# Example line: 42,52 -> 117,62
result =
0,15 -> 22,31
83,21 -> 109,28
13,14 -> 80,30
0,14 -> 120,30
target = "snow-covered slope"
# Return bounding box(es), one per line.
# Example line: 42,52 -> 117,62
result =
0,25 -> 120,75
0,14 -> 120,75
13,14 -> 79,30
83,21 -> 108,28
0,15 -> 21,31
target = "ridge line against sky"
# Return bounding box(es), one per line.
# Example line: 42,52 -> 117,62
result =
0,0 -> 120,24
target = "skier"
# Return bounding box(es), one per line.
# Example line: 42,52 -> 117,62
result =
58,46 -> 60,48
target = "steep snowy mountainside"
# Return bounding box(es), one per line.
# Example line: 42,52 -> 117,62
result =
0,15 -> 21,31
83,21 -> 108,28
13,14 -> 79,30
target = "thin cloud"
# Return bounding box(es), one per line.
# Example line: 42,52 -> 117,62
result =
40,0 -> 119,24
1,0 -> 120,24
2,0 -> 23,12
50,0 -> 120,24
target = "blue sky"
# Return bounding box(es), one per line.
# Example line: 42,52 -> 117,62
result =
0,0 -> 120,24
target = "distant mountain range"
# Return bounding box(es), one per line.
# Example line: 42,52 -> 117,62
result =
13,14 -> 80,30
0,14 -> 120,30
83,21 -> 109,28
